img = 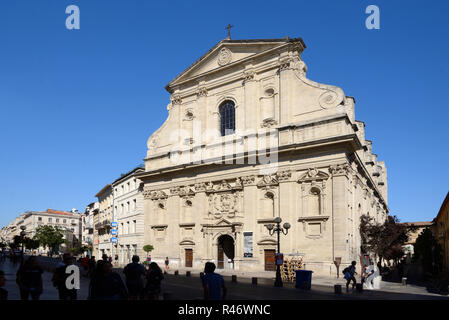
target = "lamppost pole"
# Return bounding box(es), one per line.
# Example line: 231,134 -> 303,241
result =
266,217 -> 291,288
19,226 -> 26,267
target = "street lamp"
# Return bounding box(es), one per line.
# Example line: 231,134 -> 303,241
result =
266,217 -> 291,287
19,226 -> 26,266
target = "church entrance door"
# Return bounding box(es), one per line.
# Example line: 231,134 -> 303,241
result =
264,249 -> 276,271
217,235 -> 234,269
185,249 -> 193,267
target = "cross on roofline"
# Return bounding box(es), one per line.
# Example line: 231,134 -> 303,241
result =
225,24 -> 234,39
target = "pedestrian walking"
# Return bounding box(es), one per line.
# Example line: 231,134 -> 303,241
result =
88,260 -> 106,300
103,261 -> 128,300
123,255 -> 146,300
144,262 -> 163,300
81,255 -> 90,277
88,256 -> 96,278
114,254 -> 119,267
0,270 -> 8,300
342,260 -> 358,292
164,257 -> 170,272
201,262 -> 226,300
16,256 -> 43,300
52,253 -> 77,300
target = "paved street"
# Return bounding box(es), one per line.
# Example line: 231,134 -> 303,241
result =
1,259 -> 448,300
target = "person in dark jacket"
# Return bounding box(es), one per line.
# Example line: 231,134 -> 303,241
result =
16,256 -> 43,300
123,255 -> 146,300
52,253 -> 77,300
343,260 -> 358,292
88,260 -> 105,300
0,270 -> 8,300
89,260 -> 128,300
102,261 -> 128,300
144,262 -> 163,300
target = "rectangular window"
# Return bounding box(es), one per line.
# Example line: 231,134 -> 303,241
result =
48,218 -> 52,222
133,199 -> 137,210
38,217 -> 42,222
63,219 -> 66,223
133,220 -> 136,233
126,222 -> 129,234
56,219 -> 59,223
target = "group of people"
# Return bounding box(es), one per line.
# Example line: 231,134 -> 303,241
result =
342,260 -> 377,292
0,251 -> 228,300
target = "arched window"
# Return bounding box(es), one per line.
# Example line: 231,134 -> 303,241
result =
219,100 -> 235,136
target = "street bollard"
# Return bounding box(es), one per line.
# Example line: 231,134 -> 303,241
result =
174,270 -> 179,276
402,277 -> 407,286
334,284 -> 342,294
163,292 -> 173,300
186,271 -> 191,277
231,275 -> 237,283
356,283 -> 363,293
252,277 -> 258,285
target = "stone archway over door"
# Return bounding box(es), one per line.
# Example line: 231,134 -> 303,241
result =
217,235 -> 235,269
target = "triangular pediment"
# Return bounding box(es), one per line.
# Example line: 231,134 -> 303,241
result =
166,38 -> 305,91
215,218 -> 232,226
298,168 -> 329,183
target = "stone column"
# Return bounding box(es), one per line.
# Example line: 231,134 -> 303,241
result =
278,55 -> 292,125
243,69 -> 257,130
330,164 -> 350,263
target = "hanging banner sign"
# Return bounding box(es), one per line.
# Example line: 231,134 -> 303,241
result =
243,232 -> 253,258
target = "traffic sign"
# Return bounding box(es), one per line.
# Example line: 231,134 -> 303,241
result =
111,222 -> 118,228
110,237 -> 118,243
111,229 -> 118,235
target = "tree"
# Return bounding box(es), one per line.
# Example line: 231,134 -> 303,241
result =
13,235 -> 24,248
24,238 -> 40,252
34,225 -> 64,254
143,244 -> 154,257
413,228 -> 443,275
360,214 -> 412,266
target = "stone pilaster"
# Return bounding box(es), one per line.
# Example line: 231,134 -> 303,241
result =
330,164 -> 350,263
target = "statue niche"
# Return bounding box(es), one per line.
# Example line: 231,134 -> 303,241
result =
261,191 -> 275,218
297,168 -> 329,217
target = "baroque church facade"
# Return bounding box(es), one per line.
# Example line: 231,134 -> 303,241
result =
136,37 -> 388,276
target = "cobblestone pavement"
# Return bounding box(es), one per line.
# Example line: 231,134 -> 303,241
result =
1,259 -> 448,300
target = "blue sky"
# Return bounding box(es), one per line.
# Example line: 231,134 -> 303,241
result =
0,0 -> 448,227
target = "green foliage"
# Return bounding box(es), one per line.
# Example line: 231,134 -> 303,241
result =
143,244 -> 154,255
33,225 -> 64,252
24,238 -> 40,251
413,228 -> 443,274
360,214 -> 411,263
13,235 -> 23,247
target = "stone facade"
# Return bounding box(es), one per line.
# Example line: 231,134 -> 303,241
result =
1,209 -> 82,254
94,184 -> 113,258
137,37 -> 388,276
112,167 -> 145,264
82,202 -> 98,255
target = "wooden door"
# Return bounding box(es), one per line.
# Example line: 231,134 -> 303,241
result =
185,249 -> 193,268
217,244 -> 224,269
264,249 -> 276,271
